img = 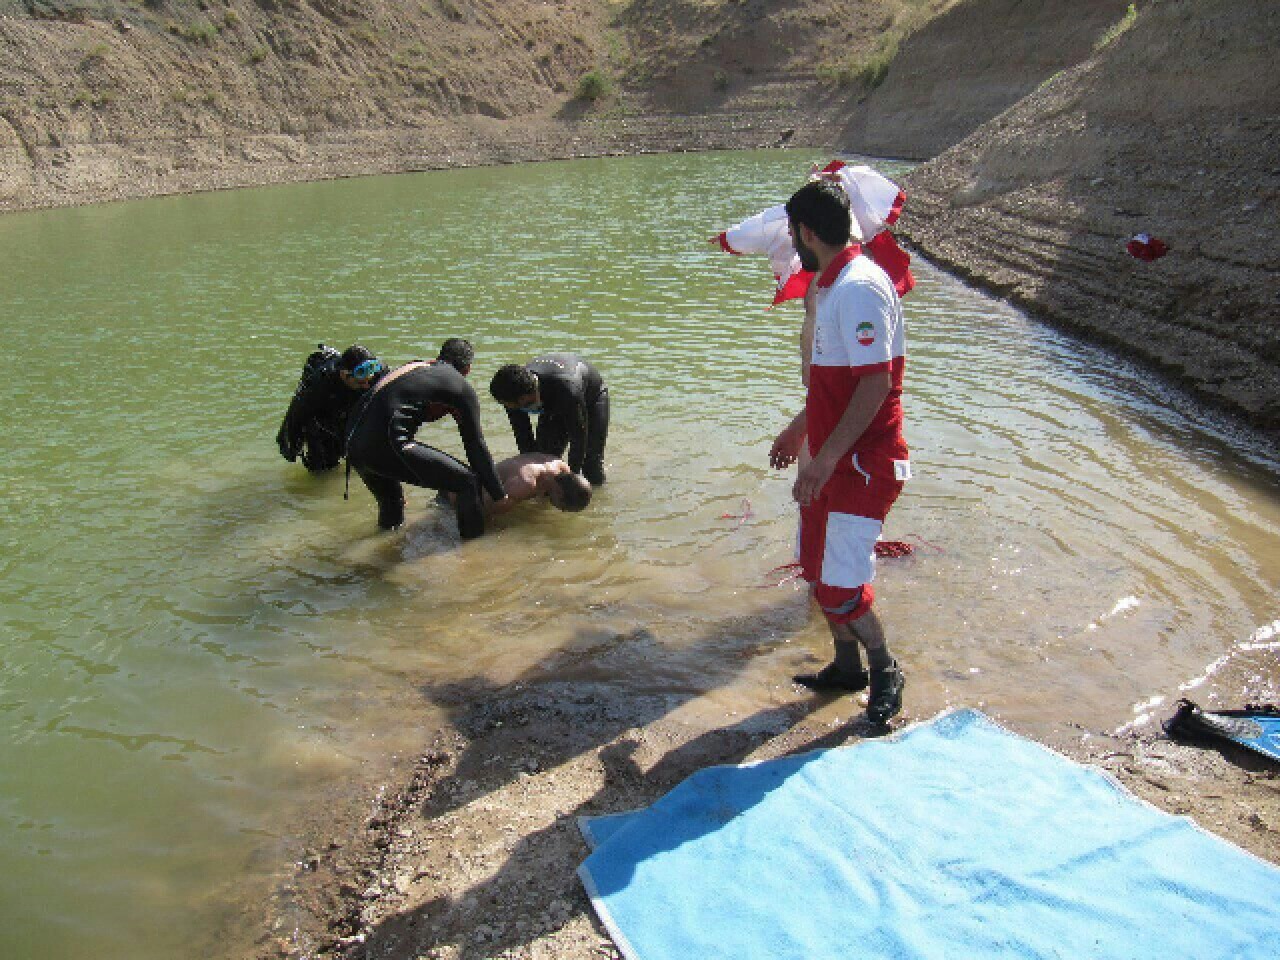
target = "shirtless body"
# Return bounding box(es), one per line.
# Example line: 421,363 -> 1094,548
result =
459,453 -> 592,517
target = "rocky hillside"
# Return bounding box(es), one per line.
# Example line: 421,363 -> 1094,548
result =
0,0 -> 607,206
0,0 -> 1138,210
897,0 -> 1280,434
0,0 -> 934,209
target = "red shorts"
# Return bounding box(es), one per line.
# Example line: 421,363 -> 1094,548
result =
799,453 -> 904,623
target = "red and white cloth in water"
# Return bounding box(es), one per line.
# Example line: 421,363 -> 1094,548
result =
714,160 -> 914,305
798,245 -> 910,622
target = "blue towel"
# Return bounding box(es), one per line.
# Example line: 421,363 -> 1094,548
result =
578,709 -> 1280,960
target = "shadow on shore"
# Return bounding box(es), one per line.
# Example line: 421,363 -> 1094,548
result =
337,601 -> 882,959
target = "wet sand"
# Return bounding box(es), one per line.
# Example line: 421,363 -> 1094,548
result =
258,635 -> 1280,960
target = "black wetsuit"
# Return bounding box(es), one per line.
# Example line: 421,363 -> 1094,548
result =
506,353 -> 609,486
345,363 -> 505,536
277,362 -> 358,472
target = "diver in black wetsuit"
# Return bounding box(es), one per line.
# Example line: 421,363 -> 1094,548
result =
339,345 -> 507,537
277,339 -> 476,473
489,353 -> 609,486
276,345 -> 358,472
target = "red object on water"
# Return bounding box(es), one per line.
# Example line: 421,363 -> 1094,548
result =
759,563 -> 805,588
756,535 -> 942,588
1126,233 -> 1169,261
875,541 -> 914,558
875,534 -> 946,558
719,498 -> 754,525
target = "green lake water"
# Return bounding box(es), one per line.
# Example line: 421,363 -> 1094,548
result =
1,151 -> 1278,959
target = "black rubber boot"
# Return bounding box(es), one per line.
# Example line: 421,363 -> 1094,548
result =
377,496 -> 406,531
793,663 -> 870,693
866,660 -> 905,728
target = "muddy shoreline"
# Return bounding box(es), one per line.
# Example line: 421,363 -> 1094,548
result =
0,110 -> 838,215
896,0 -> 1280,440
257,672 -> 1280,960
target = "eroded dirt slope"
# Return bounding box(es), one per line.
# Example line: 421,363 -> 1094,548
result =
0,0 -> 956,209
839,0 -> 1133,158
0,0 -> 610,206
898,0 -> 1280,433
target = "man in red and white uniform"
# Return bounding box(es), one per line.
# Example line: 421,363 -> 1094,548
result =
770,180 -> 909,728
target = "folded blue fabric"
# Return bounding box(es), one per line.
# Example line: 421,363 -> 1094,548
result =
578,709 -> 1280,960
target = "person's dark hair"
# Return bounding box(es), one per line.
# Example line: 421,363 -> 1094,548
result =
338,344 -> 376,373
437,338 -> 474,373
553,472 -> 592,512
490,364 -> 538,404
785,180 -> 852,247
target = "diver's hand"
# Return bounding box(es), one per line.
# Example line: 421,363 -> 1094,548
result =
793,451 -> 836,506
769,420 -> 805,469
